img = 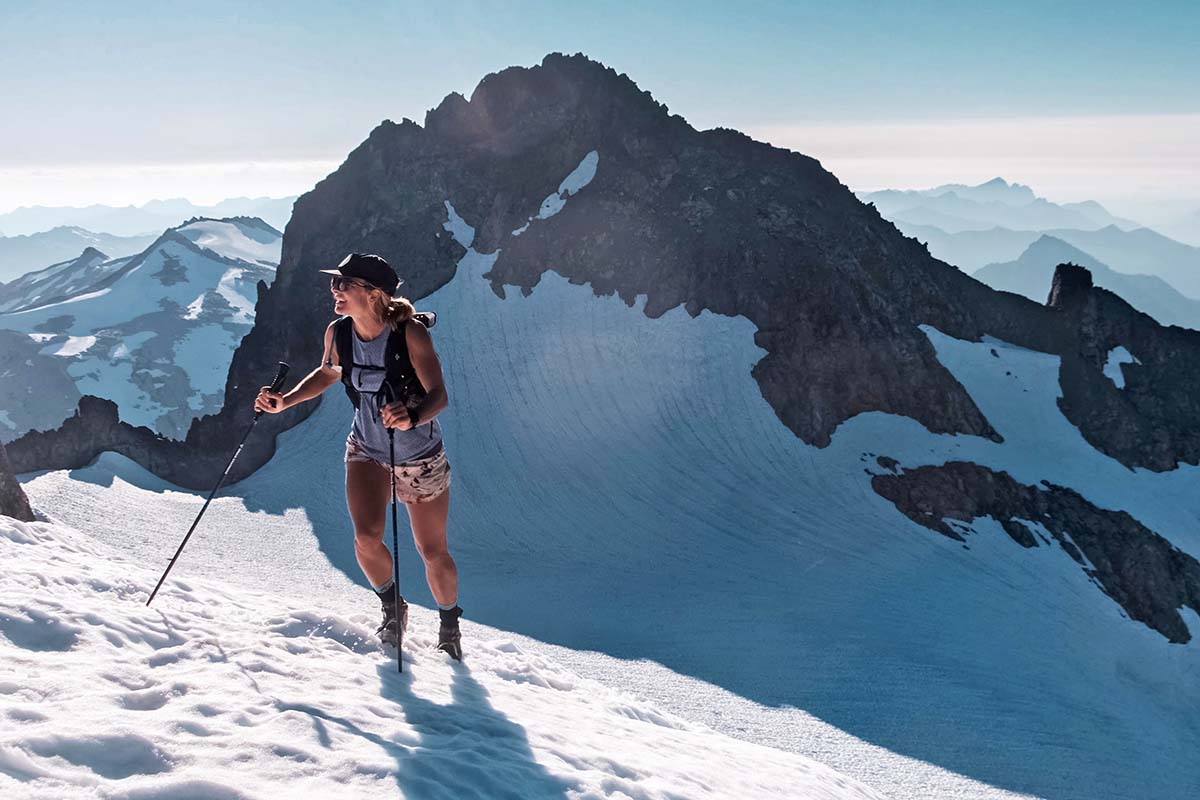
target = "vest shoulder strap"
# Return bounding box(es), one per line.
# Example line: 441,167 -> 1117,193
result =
334,316 -> 357,374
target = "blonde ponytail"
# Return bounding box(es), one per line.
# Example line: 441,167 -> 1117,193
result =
370,289 -> 415,331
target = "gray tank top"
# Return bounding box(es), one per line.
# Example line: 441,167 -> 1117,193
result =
348,323 -> 443,464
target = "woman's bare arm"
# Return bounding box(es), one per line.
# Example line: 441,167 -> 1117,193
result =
254,322 -> 342,413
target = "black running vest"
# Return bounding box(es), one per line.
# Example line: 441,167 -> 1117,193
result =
331,312 -> 437,410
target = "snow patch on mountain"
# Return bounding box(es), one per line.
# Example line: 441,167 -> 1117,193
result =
513,150 -> 599,235
47,335 -> 96,358
174,324 -> 244,411
442,201 -> 474,248
1103,346 -> 1139,388
175,218 -> 282,266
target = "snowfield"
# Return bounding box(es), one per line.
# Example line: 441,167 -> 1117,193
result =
0,517 -> 881,800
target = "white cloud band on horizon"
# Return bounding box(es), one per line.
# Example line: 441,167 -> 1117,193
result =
0,159 -> 340,216
748,113 -> 1200,224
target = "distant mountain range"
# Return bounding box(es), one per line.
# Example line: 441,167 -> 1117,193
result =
0,227 -> 158,284
1159,208 -> 1200,248
858,177 -> 1139,234
0,196 -> 295,239
860,179 -> 1200,303
897,221 -> 1200,299
974,235 -> 1200,330
0,217 -> 279,439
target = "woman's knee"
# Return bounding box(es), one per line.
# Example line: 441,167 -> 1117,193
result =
354,527 -> 384,549
415,541 -> 453,566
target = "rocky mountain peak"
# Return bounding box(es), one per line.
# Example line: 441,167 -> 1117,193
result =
1047,262 -> 1094,308
423,52 -> 677,155
0,441 -> 34,522
78,246 -> 109,263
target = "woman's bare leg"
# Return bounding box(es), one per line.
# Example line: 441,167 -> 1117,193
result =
407,486 -> 457,606
346,460 -> 394,589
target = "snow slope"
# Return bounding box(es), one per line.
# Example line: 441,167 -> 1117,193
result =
0,228 -> 158,285
0,248 -> 129,314
15,161 -> 1200,798
0,517 -> 881,800
175,218 -> 282,267
0,218 -> 278,439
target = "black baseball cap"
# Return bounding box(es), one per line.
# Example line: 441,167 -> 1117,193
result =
319,253 -> 402,295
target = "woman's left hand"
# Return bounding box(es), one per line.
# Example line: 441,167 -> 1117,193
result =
381,401 -> 416,430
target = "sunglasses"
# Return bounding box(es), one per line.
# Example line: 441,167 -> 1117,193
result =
330,276 -> 373,292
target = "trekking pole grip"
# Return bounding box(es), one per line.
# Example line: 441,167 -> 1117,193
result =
256,361 -> 290,419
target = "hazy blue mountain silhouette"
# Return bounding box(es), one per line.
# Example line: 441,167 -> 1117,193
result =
974,235 -> 1200,329
860,177 -> 1137,233
0,197 -> 295,239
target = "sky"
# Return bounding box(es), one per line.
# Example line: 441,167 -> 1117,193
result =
2,0 -> 1198,221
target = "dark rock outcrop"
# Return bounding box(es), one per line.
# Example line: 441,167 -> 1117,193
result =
9,54 -> 1200,484
873,461 -> 1200,643
1047,261 -> 1094,307
5,396 -> 197,480
1045,262 -> 1200,470
0,440 -> 34,521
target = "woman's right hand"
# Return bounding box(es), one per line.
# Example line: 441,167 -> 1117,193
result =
254,387 -> 286,414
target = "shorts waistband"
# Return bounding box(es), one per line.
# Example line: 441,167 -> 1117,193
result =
409,439 -> 444,460
347,432 -> 443,463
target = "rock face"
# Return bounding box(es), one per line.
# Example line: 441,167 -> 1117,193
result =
8,53 -> 1200,485
5,396 -> 195,481
872,461 -> 1200,643
0,440 -> 34,521
1044,262 -> 1200,470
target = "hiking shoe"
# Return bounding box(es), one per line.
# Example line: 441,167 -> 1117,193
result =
437,606 -> 463,661
377,594 -> 409,647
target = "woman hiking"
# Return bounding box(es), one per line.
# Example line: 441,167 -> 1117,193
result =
253,253 -> 462,660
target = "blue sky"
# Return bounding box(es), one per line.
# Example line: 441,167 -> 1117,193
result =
2,1 -> 1197,216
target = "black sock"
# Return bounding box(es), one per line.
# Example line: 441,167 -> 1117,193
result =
439,606 -> 462,626
376,584 -> 401,605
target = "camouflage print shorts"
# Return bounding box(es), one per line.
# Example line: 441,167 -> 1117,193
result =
345,434 -> 452,504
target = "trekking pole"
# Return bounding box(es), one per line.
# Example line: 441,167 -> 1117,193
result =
146,362 -> 290,606
388,427 -> 403,673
